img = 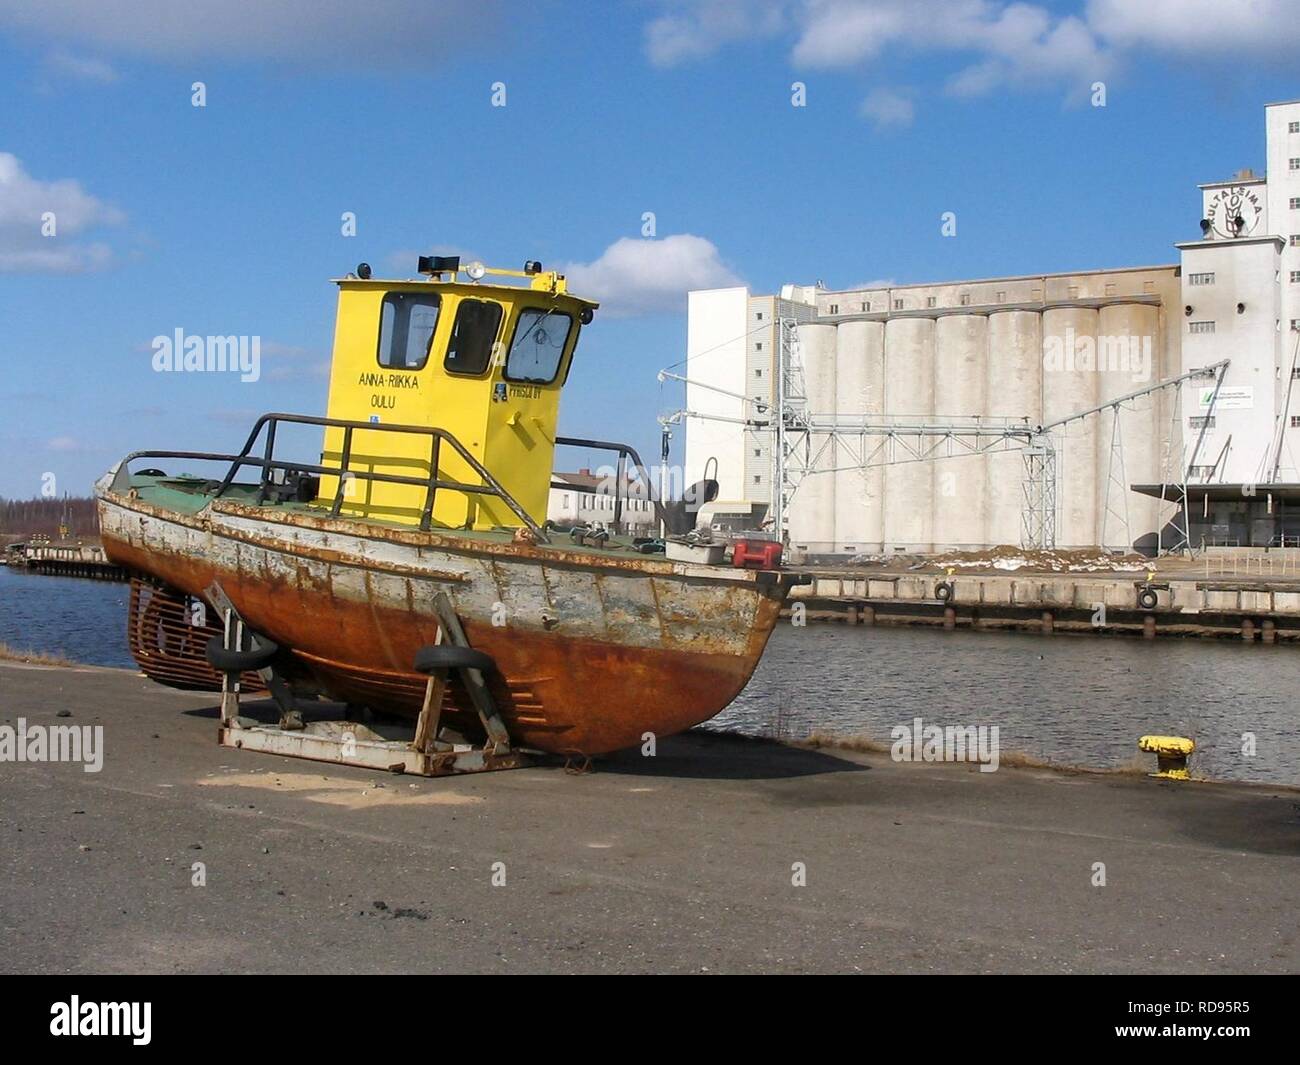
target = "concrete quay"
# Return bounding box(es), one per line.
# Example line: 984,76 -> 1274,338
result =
790,565 -> 1300,640
0,661 -> 1296,974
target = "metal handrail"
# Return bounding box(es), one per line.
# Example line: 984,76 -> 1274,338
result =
552,436 -> 664,532
117,413 -> 548,541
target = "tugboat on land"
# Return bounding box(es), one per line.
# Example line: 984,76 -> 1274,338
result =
96,256 -> 799,769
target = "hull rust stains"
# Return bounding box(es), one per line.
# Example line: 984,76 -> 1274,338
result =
97,488 -> 794,756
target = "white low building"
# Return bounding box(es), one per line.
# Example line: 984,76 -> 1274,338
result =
547,469 -> 657,535
683,100 -> 1300,555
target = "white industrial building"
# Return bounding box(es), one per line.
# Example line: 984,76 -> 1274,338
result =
681,100 -> 1300,557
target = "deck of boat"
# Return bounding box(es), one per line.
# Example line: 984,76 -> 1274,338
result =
122,472 -> 659,561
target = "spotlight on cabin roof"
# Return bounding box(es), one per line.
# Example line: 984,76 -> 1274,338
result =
418,254 -> 460,277
356,262 -> 372,279
524,260 -> 542,275
465,260 -> 487,281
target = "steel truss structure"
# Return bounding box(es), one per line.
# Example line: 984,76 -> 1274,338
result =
661,318 -> 1229,553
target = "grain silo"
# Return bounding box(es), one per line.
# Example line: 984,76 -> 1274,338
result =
1096,302 -> 1162,550
834,320 -> 885,553
1042,306 -> 1100,547
985,310 -> 1042,547
883,317 -> 936,552
685,265 -> 1191,557
933,314 -> 988,550
788,322 -> 838,552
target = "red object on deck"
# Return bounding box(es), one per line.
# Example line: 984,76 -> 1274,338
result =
732,539 -> 783,569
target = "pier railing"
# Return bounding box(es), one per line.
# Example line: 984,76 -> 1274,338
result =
5,540 -> 128,581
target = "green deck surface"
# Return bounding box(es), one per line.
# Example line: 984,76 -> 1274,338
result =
126,473 -> 657,557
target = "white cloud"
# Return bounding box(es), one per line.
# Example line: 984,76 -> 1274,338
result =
792,2 -> 1110,99
955,11 -> 1107,99
559,235 -> 743,317
639,1 -> 1126,109
1086,0 -> 1300,55
42,48 -> 118,84
0,152 -> 124,274
0,0 -> 504,67
646,0 -> 1298,107
645,0 -> 788,67
0,154 -> 123,231
2,241 -> 114,273
859,87 -> 913,129
789,0 -> 909,68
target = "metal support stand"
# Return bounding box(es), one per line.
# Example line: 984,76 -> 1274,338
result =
430,593 -> 513,755
208,583 -> 529,776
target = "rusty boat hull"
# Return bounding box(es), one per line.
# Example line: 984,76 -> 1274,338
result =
96,468 -> 796,756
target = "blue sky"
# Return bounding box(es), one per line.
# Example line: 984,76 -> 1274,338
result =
0,0 -> 1296,499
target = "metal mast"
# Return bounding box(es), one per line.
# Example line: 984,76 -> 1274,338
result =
1100,406 -> 1131,552
1020,436 -> 1057,549
771,317 -> 802,543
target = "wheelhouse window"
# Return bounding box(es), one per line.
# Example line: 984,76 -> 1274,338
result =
444,298 -> 503,375
377,292 -> 441,370
504,307 -> 574,383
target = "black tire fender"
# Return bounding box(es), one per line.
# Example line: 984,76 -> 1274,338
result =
935,581 -> 954,603
1137,587 -> 1158,610
413,644 -> 496,675
205,633 -> 279,673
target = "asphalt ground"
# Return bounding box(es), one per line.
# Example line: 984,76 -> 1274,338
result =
1,661 -> 1296,974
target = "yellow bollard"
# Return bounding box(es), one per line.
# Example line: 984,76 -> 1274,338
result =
1138,735 -> 1195,780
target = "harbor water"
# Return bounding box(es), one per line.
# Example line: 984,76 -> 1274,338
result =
718,622 -> 1300,785
2,565 -> 1296,785
0,565 -> 132,669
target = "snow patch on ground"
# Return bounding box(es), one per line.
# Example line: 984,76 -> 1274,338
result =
839,546 -> 1152,573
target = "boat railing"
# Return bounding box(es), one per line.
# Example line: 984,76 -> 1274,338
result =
552,436 -> 665,533
116,412 -> 548,542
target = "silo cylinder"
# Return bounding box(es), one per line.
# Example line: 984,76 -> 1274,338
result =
883,317 -> 935,552
986,310 -> 1043,547
834,320 -> 885,553
1042,307 -> 1101,548
933,314 -> 988,551
787,322 -> 837,555
1096,303 -> 1160,552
